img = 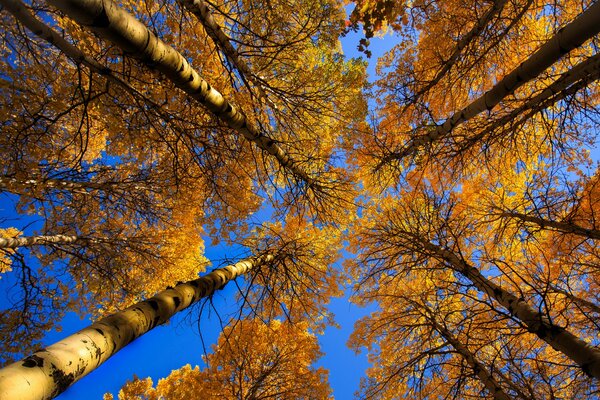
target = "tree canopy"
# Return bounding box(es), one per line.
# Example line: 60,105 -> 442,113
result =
0,0 -> 599,398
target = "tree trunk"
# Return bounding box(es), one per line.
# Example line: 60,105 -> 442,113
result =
427,317 -> 513,400
459,52 -> 600,151
420,240 -> 600,379
379,1 -> 600,164
0,254 -> 273,400
0,234 -> 85,249
47,0 -> 316,187
498,210 -> 600,240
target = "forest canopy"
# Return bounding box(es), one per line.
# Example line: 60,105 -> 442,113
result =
0,0 -> 599,398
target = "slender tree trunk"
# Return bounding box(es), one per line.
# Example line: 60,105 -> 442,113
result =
459,52 -> 600,151
0,254 -> 272,400
378,1 -> 600,165
419,240 -> 600,379
498,210 -> 600,240
0,234 -> 85,249
47,0 -> 316,187
427,317 -> 513,400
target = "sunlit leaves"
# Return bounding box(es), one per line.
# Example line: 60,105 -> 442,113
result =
107,319 -> 332,400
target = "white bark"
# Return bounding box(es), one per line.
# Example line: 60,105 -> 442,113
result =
46,0 -> 316,186
0,254 -> 272,400
0,234 -> 83,249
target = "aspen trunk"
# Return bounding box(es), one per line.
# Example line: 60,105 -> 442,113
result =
499,210 -> 600,240
46,0 -> 316,187
421,241 -> 600,379
380,1 -> 600,164
0,255 -> 272,400
428,318 -> 512,400
0,234 -> 84,249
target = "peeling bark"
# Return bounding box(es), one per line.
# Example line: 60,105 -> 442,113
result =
46,0 -> 316,187
0,255 -> 273,400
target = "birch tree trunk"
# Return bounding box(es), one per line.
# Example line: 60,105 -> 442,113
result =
45,0 -> 316,187
0,254 -> 273,400
378,1 -> 600,164
420,240 -> 600,379
0,234 -> 85,249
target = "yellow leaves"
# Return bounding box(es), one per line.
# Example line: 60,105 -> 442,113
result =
0,228 -> 20,276
109,319 -> 332,400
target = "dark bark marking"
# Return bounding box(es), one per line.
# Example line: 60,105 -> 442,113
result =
95,328 -> 104,336
22,355 -> 44,368
90,7 -> 110,28
49,362 -> 76,397
173,296 -> 181,308
147,299 -> 159,311
536,325 -> 547,339
582,362 -> 593,377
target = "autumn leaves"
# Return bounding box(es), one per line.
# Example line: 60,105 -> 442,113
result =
345,0 -> 600,397
0,0 -> 600,398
